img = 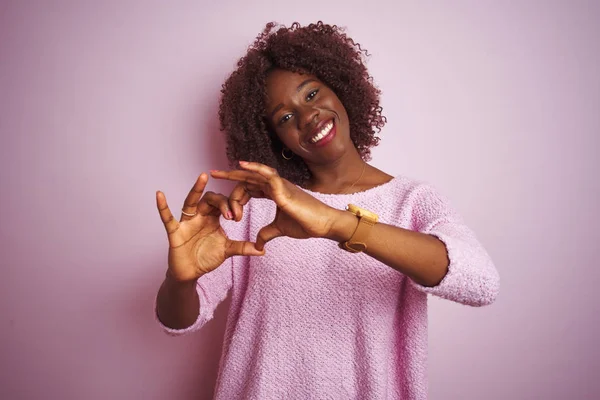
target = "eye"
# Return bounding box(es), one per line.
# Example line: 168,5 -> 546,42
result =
306,89 -> 319,101
279,114 -> 293,124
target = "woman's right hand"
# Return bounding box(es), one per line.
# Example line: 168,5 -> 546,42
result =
156,173 -> 264,283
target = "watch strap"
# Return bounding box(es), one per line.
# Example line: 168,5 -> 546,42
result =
342,213 -> 377,253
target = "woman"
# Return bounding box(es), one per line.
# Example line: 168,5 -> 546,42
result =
155,22 -> 499,399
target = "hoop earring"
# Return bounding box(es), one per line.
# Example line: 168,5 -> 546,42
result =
281,148 -> 293,160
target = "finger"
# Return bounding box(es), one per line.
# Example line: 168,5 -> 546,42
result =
256,222 -> 283,251
199,191 -> 233,219
238,161 -> 279,180
228,183 -> 251,221
210,169 -> 268,186
224,240 -> 265,258
156,191 -> 180,235
181,173 -> 208,220
243,181 -> 269,196
238,161 -> 287,195
228,183 -> 269,221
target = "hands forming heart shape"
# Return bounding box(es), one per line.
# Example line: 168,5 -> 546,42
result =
156,161 -> 340,283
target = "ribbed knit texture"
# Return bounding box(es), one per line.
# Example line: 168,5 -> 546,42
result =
157,176 -> 499,399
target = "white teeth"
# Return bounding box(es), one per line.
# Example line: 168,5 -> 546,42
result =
310,121 -> 334,143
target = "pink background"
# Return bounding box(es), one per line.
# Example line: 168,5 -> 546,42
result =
1,1 -> 598,399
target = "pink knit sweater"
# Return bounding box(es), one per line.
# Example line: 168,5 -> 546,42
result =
158,176 -> 499,399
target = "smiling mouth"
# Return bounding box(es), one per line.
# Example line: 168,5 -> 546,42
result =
309,120 -> 335,144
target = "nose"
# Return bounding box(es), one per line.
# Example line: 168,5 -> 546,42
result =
298,104 -> 319,130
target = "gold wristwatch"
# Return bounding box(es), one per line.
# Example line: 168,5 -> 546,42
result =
340,204 -> 379,253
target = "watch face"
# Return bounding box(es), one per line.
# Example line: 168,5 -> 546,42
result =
347,204 -> 378,223
347,204 -> 360,214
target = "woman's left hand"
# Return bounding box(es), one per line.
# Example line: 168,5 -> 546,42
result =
210,161 -> 341,250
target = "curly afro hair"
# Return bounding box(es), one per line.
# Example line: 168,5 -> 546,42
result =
218,21 -> 386,186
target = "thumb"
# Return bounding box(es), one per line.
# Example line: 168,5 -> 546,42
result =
256,223 -> 283,251
224,240 -> 265,258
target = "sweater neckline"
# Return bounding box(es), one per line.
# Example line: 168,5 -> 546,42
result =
298,175 -> 402,200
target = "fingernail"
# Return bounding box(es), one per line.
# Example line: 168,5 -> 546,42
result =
239,161 -> 248,165
226,211 -> 233,219
210,169 -> 219,173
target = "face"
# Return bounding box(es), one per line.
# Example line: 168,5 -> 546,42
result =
265,69 -> 353,165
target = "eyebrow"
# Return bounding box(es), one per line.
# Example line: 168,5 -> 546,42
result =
269,79 -> 317,119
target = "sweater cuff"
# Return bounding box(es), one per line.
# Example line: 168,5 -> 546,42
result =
154,281 -> 211,336
409,228 -> 499,306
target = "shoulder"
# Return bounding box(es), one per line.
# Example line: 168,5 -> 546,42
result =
384,175 -> 454,211
360,174 -> 460,226
359,173 -> 429,200
358,165 -> 433,199
390,176 -> 463,229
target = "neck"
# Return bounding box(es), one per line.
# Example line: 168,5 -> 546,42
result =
304,148 -> 367,193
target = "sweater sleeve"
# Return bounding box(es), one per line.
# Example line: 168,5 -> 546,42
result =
406,183 -> 500,306
156,212 -> 251,336
156,256 -> 234,336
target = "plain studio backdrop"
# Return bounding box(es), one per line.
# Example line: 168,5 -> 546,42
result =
1,1 -> 598,399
